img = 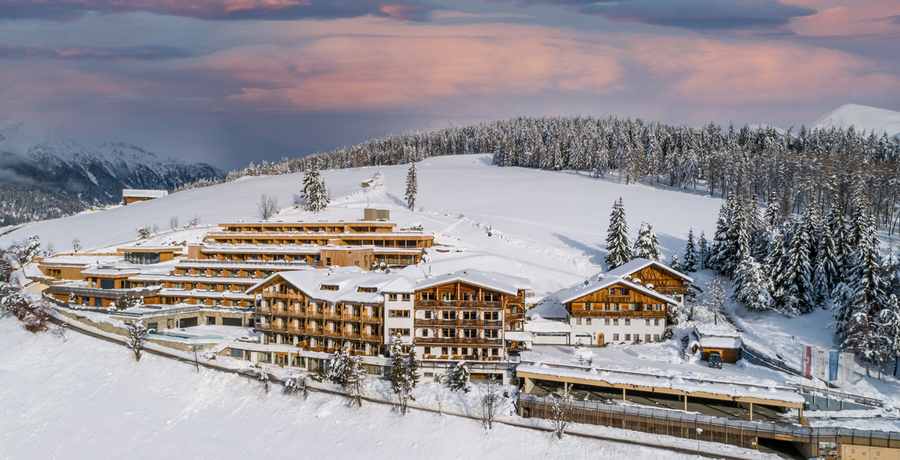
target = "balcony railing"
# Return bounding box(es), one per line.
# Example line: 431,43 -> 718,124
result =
570,310 -> 665,318
49,285 -> 159,300
414,337 -> 502,345
416,301 -> 501,309
413,318 -> 503,327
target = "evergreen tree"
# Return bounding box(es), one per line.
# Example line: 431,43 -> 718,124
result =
301,160 -> 329,213
763,191 -> 783,230
875,295 -> 900,377
632,222 -> 662,262
812,224 -> 839,302
605,197 -> 631,269
405,162 -> 418,210
446,361 -> 470,392
669,253 -> 680,271
326,344 -> 353,386
681,229 -> 698,273
827,201 -> 849,278
733,253 -> 773,311
698,231 -> 709,270
782,205 -> 817,315
766,225 -> 790,314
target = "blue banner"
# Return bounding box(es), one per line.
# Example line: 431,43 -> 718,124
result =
829,350 -> 839,381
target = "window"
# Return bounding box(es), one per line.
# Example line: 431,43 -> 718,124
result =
462,328 -> 477,338
440,292 -> 455,301
484,293 -> 498,302
613,334 -> 619,341
402,294 -> 411,301
491,348 -> 499,356
388,310 -> 410,318
613,303 -> 620,311
604,318 -> 610,325
655,304 -> 663,311
576,318 -> 582,325
451,347 -> 458,355
624,319 -> 631,326
485,329 -> 498,339
420,292 -> 435,301
441,311 -> 457,320
653,334 -> 660,342
388,294 -> 398,301
357,287 -> 377,293
388,328 -> 410,336
442,329 -> 457,338
645,334 -> 652,342
291,356 -> 306,367
441,347 -> 449,355
484,311 -> 499,321
258,352 -> 272,363
207,316 -> 216,325
613,319 -> 619,325
230,349 -> 244,358
424,310 -> 432,320
320,284 -> 339,291
462,292 -> 476,301
462,311 -> 478,320
424,347 -> 431,355
585,319 -> 592,325
624,334 -> 631,341
421,329 -> 430,337
654,318 -> 660,326
645,319 -> 651,326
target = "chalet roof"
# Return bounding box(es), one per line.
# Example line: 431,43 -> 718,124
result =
122,189 -> 167,198
554,274 -> 677,305
605,258 -> 694,283
412,269 -> 531,296
247,268 -> 399,304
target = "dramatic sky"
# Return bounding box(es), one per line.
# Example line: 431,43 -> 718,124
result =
1,0 -> 898,168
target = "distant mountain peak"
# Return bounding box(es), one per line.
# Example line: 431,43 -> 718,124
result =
813,104 -> 900,139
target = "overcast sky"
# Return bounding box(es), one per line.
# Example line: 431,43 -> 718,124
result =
1,0 -> 898,169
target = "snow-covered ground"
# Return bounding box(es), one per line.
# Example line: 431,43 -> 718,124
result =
0,154 -> 721,296
0,316 -> 767,460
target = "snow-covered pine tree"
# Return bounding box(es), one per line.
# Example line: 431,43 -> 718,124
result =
390,335 -> 420,416
709,195 -> 744,276
446,361 -> 470,392
766,225 -> 790,314
763,191 -> 782,231
604,197 -> 632,269
632,222 -> 662,262
782,205 -> 817,315
405,162 -> 417,210
126,320 -> 147,362
827,201 -> 849,278
8,235 -> 42,267
681,229 -> 698,273
812,223 -> 839,303
698,231 -> 709,270
837,220 -> 887,368
326,344 -> 353,386
733,253 -> 773,311
876,295 -> 900,377
669,253 -> 680,271
345,354 -> 367,408
301,160 -> 328,213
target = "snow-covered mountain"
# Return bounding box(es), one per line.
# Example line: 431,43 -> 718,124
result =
0,122 -> 224,227
812,103 -> 900,139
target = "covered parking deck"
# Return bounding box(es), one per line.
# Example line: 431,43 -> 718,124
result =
517,364 -> 805,423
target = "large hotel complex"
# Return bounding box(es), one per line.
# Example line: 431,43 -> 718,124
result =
35,209 -> 692,380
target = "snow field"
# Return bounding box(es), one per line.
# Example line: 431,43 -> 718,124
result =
0,317 -> 762,460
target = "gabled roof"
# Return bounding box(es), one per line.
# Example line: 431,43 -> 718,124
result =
605,258 -> 694,283
123,189 -> 167,198
247,267 -> 403,304
412,269 -> 531,296
554,274 -> 677,305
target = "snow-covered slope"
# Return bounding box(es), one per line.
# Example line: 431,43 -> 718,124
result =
0,154 -> 723,295
813,104 -> 900,139
0,317 -> 712,460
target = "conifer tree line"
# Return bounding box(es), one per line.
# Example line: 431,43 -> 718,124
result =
214,117 -> 900,236
681,190 -> 900,376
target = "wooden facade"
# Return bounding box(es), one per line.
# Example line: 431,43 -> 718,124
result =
253,278 -> 385,356
567,282 -> 669,318
414,281 -> 526,361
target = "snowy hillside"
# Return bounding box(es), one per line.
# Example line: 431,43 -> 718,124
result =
0,154 -> 722,295
813,104 -> 900,139
0,317 -> 711,460
0,121 -> 223,227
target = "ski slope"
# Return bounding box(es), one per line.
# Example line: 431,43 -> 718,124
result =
0,154 -> 722,295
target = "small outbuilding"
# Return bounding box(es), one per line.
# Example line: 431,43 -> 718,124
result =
122,189 -> 168,205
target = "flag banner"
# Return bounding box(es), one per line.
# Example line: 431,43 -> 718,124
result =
814,347 -> 828,380
803,346 -> 813,378
842,352 -> 855,383
828,350 -> 839,381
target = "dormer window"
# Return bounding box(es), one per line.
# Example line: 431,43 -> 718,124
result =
321,284 -> 339,291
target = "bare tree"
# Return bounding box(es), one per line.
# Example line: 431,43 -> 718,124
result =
52,323 -> 70,342
432,375 -> 448,416
479,377 -> 504,429
258,367 -> 270,393
549,394 -> 573,439
707,276 -> 727,325
257,193 -> 280,220
126,320 -> 147,361
71,238 -> 81,253
169,216 -> 179,230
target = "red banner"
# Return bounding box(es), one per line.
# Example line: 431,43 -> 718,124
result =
803,346 -> 813,378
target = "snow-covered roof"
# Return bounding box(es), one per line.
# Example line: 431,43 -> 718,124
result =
505,331 -> 533,342
123,189 -> 168,198
524,316 -> 572,333
605,258 -> 694,283
699,336 -> 742,349
554,274 -> 676,305
81,267 -> 142,276
412,269 -> 530,296
248,267 -> 400,304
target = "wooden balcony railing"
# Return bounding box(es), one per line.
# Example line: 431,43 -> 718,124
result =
570,310 -> 665,318
416,301 -> 502,309
414,337 -> 502,345
413,318 -> 503,327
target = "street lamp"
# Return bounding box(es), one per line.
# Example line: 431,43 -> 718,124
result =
696,428 -> 703,457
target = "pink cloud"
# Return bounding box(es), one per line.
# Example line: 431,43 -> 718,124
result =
782,0 -> 900,36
